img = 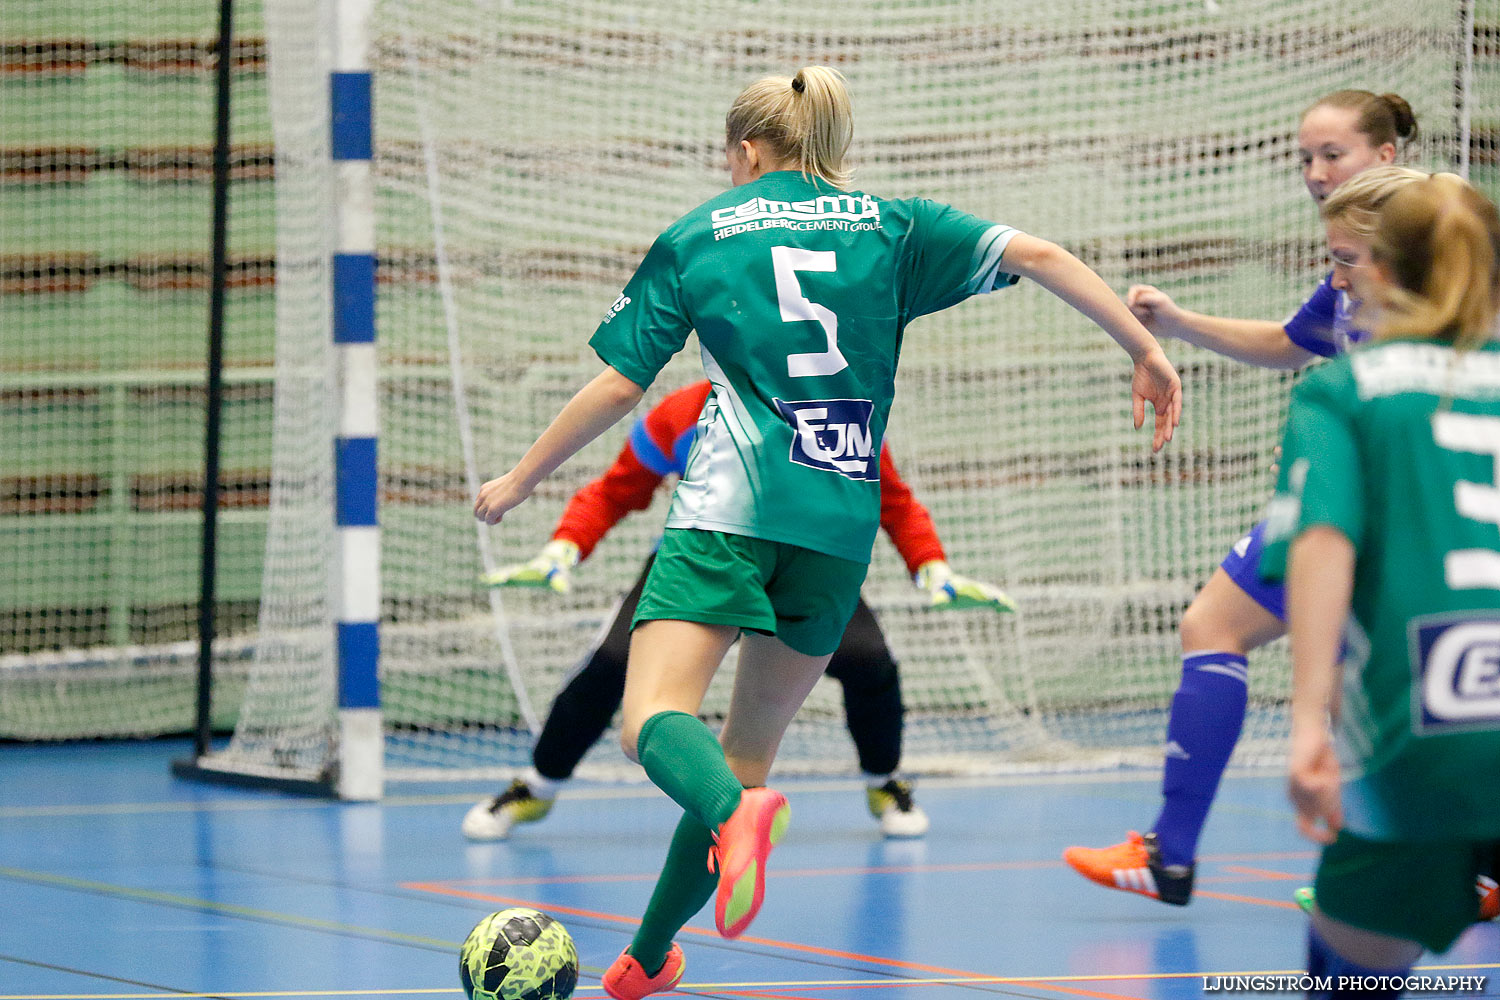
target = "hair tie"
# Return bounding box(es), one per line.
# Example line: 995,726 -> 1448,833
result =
791,76 -> 805,93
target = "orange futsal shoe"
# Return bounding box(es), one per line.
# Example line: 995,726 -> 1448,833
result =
708,786 -> 791,938
602,944 -> 685,1000
1062,830 -> 1194,906
1479,875 -> 1499,922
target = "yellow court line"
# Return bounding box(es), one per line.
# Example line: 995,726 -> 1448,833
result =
4,964 -> 1497,999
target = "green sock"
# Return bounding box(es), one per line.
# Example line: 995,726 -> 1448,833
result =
628,812 -> 717,975
636,710 -> 743,830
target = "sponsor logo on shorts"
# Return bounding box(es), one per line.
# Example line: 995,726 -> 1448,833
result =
772,397 -> 877,481
1411,615 -> 1500,733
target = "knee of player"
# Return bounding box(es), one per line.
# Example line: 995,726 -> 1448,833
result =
618,722 -> 642,763
1179,600 -> 1244,654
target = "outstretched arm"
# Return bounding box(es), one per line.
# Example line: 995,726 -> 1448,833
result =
1126,284 -> 1316,370
1285,524 -> 1355,845
1000,234 -> 1182,451
474,366 -> 645,525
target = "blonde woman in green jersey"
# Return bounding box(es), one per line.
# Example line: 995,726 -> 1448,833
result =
1261,174 -> 1500,998
473,65 -> 1181,1000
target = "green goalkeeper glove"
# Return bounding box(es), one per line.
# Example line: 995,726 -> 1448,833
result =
914,559 -> 1016,613
481,539 -> 581,594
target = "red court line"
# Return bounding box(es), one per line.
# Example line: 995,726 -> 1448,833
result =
1217,865 -> 1305,882
431,860 -> 1067,889
404,883 -> 641,928
408,877 -> 974,973
402,882 -> 1146,999
430,853 -> 1318,890
1194,888 -> 1301,910
1197,850 -> 1317,862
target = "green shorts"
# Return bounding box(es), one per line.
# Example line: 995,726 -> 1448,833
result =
632,528 -> 868,657
1315,830 -> 1499,953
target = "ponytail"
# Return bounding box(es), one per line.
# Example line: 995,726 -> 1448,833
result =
1320,165 -> 1428,240
726,65 -> 854,189
1372,173 -> 1500,351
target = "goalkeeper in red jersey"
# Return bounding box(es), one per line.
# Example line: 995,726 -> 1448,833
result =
463,379 -> 1013,843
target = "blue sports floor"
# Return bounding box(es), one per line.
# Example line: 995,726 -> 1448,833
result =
2,739 -> 1496,1000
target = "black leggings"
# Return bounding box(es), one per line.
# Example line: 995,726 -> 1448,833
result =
531,552 -> 905,779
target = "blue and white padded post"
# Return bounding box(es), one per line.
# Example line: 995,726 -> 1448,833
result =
331,0 -> 382,800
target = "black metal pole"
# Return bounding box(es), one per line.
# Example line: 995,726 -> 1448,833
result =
193,0 -> 234,759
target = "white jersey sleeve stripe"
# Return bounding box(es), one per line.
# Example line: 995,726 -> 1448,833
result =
966,225 -> 1021,295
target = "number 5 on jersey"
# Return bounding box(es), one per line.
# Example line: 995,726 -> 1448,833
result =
774,246 -> 848,378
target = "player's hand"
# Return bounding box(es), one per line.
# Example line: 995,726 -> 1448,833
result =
1288,724 -> 1342,845
914,560 -> 1016,613
481,539 -> 581,593
1130,346 -> 1182,452
1126,284 -> 1188,339
474,471 -> 532,525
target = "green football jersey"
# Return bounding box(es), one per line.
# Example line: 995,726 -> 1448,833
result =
589,170 -> 1020,563
1261,338 -> 1500,841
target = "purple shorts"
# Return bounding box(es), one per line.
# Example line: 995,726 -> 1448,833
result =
1218,520 -> 1286,622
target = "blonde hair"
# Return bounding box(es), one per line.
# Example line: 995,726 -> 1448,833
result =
1303,90 -> 1419,151
726,66 -> 853,189
1319,165 -> 1429,240
1371,173 -> 1500,351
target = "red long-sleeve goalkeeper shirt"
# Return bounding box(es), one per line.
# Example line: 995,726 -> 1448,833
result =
552,381 -> 946,573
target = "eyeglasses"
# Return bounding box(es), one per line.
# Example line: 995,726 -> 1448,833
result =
1329,250 -> 1366,268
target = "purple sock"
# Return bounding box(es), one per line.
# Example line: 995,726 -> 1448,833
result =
1151,651 -> 1248,866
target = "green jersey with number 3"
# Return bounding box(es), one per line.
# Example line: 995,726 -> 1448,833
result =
589,170 -> 1020,563
1260,338 -> 1500,841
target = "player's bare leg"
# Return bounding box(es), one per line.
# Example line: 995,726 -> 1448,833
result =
619,619 -> 736,760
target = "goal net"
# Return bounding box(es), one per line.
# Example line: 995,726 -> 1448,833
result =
234,0 -> 1472,784
5,0 -> 1475,785
0,1 -> 274,740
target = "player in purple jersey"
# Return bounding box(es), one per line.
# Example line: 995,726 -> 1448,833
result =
1064,91 -> 1421,905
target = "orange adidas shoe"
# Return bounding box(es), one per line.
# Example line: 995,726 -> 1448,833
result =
1062,830 -> 1194,906
602,944 -> 685,1000
709,786 -> 790,938
1478,875 -> 1498,922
